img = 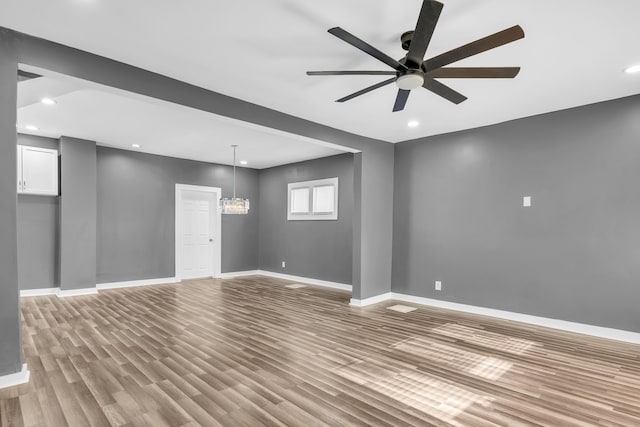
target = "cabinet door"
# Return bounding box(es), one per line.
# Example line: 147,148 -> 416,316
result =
20,146 -> 59,196
17,146 -> 22,192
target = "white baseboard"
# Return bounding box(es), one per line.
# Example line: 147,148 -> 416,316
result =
222,269 -> 352,292
256,270 -> 352,292
220,270 -> 260,279
20,287 -> 99,298
20,288 -> 59,297
57,287 -> 98,298
350,292 -> 392,307
0,364 -> 29,389
97,277 -> 179,290
386,292 -> 640,345
21,277 -> 180,298
347,290 -> 640,344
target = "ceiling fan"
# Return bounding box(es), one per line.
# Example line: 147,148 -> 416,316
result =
307,0 -> 524,112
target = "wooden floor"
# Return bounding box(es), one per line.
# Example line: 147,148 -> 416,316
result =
1,277 -> 640,426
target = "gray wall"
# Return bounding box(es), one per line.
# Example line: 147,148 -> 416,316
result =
97,147 -> 259,283
16,137 -> 260,287
356,145 -> 395,299
10,27 -> 395,301
259,153 -> 353,284
60,137 -> 97,290
0,31 -> 22,376
17,134 -> 59,290
17,133 -> 59,150
393,94 -> 640,332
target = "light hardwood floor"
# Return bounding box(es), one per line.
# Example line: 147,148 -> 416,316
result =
2,276 -> 640,426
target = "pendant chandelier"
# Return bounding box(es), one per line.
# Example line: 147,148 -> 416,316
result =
220,145 -> 250,215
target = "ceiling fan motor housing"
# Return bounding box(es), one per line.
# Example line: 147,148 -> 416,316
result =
401,30 -> 414,51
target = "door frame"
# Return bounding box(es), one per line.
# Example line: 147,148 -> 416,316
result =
175,184 -> 222,281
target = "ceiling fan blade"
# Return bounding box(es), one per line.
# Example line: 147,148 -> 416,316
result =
423,79 -> 467,104
336,77 -> 397,103
328,27 -> 407,71
307,71 -> 397,76
426,67 -> 520,78
424,25 -> 525,71
406,0 -> 444,67
393,89 -> 411,112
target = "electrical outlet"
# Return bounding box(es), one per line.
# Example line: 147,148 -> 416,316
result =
282,261 -> 286,268
435,281 -> 442,291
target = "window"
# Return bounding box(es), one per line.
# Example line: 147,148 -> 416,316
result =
313,185 -> 335,213
288,177 -> 338,220
290,187 -> 310,214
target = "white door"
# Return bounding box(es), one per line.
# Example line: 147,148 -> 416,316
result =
181,191 -> 215,279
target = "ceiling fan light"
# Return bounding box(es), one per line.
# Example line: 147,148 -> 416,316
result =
396,73 -> 424,90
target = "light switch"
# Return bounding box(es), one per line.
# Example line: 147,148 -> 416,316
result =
523,196 -> 532,207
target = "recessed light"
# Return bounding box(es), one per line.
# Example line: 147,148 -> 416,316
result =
131,144 -> 141,148
41,98 -> 56,105
625,64 -> 640,74
25,125 -> 39,131
408,120 -> 420,128
240,160 -> 248,165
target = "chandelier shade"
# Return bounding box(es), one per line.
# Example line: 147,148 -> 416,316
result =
220,145 -> 249,215
220,197 -> 250,215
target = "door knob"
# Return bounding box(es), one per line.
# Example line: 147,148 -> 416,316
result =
209,238 -> 213,242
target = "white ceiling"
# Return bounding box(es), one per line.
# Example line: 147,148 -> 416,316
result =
17,72 -> 352,169
3,0 -> 640,147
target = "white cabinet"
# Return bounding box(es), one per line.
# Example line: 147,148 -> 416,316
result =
17,145 -> 59,196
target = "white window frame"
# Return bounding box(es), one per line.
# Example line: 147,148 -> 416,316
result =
287,177 -> 338,221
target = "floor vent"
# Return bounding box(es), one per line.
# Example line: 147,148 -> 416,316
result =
285,284 -> 307,289
387,305 -> 417,313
